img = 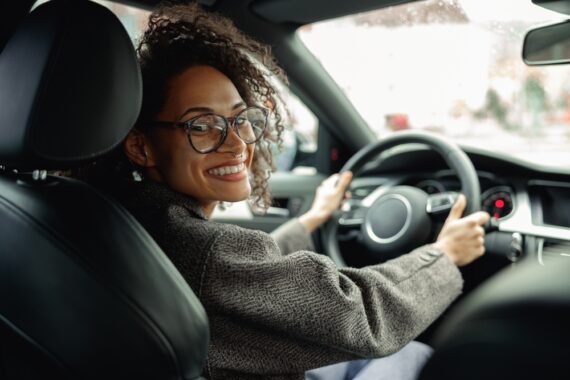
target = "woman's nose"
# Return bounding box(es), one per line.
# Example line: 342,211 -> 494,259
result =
220,124 -> 246,153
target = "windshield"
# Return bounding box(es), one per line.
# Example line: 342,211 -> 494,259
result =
298,0 -> 570,167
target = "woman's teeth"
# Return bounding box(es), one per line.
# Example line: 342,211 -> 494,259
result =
208,163 -> 246,176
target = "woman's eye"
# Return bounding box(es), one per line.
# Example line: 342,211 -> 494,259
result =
235,116 -> 247,125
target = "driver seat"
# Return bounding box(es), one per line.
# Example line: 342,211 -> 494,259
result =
0,1 -> 209,379
419,257 -> 570,379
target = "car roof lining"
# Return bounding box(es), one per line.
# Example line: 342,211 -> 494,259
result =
533,0 -> 570,16
250,0 -> 420,24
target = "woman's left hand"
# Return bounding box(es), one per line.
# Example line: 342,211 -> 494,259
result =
299,171 -> 353,233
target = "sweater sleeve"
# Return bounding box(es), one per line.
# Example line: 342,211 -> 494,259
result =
200,225 -> 462,372
270,218 -> 315,254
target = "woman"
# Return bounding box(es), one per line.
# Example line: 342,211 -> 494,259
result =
88,3 -> 489,379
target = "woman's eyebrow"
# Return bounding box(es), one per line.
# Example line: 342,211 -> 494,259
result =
179,107 -> 214,119
232,101 -> 246,110
179,102 -> 246,119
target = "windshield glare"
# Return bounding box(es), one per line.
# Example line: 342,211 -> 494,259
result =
298,0 -> 570,168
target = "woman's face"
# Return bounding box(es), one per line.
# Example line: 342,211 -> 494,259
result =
143,65 -> 255,214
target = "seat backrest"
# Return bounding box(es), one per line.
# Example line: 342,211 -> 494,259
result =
419,258 -> 570,380
0,1 -> 209,379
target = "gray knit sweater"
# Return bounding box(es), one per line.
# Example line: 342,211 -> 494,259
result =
118,181 -> 463,379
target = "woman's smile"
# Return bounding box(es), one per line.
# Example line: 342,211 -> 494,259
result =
206,153 -> 248,181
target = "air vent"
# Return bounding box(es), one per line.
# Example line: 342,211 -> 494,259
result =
539,239 -> 570,265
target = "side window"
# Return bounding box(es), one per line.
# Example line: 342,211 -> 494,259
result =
92,1 -> 150,38
273,87 -> 319,174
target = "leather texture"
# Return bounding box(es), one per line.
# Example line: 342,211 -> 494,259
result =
0,0 -> 209,378
0,173 -> 210,379
420,258 -> 570,380
0,0 -> 141,168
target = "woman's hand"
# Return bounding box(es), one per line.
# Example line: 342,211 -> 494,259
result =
299,171 -> 353,233
433,194 -> 490,267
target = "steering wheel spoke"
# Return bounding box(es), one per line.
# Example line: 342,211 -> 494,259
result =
426,191 -> 460,217
338,202 -> 368,227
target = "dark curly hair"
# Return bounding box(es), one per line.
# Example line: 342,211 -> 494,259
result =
74,2 -> 287,210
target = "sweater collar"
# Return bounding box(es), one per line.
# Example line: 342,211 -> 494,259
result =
131,180 -> 209,221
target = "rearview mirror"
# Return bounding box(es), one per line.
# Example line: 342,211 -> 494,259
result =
523,20 -> 570,65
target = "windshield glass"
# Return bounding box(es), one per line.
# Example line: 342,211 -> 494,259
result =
298,0 -> 570,167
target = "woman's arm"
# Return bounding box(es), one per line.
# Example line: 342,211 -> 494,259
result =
270,172 -> 352,254
200,194 -> 488,375
270,218 -> 315,254
202,226 -> 461,374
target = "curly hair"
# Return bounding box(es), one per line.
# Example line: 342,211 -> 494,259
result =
135,2 -> 287,209
72,2 -> 287,210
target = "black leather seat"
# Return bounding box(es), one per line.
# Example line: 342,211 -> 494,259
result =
0,1 -> 209,379
420,258 -> 570,380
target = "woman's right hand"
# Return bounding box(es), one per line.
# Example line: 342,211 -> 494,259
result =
299,171 -> 353,233
433,194 -> 490,267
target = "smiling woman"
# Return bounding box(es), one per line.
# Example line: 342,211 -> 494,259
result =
71,2 -> 490,379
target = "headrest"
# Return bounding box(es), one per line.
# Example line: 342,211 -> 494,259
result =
0,0 -> 141,169
420,258 -> 570,379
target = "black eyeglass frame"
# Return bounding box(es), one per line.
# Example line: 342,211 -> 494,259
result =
146,106 -> 268,154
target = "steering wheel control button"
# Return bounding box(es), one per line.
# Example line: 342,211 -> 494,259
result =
338,207 -> 367,226
426,192 -> 458,214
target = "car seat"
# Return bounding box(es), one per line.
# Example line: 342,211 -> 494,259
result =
0,1 -> 209,379
419,257 -> 570,380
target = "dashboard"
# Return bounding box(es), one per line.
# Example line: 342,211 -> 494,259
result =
343,145 -> 570,269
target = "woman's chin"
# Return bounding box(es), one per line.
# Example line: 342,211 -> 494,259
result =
218,187 -> 251,203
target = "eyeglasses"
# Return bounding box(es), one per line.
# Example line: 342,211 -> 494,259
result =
147,106 -> 268,154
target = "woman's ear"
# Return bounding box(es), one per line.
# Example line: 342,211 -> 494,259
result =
123,129 -> 154,167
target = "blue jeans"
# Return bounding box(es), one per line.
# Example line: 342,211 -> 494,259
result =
305,341 -> 432,380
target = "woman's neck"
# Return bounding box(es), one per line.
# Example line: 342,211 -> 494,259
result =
201,201 -> 216,219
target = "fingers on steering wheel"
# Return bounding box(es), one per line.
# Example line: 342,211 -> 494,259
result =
450,194 -> 466,218
337,171 -> 353,189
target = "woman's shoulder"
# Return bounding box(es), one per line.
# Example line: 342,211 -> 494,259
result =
117,180 -> 271,247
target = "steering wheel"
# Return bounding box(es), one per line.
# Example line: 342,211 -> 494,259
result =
325,131 -> 481,267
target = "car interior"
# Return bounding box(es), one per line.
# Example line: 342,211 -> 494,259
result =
1,0 -> 569,379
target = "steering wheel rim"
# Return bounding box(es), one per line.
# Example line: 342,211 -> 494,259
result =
325,130 -> 480,267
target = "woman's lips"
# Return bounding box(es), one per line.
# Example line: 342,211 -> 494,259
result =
206,154 -> 248,181
207,162 -> 246,176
